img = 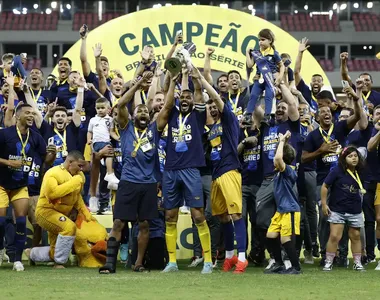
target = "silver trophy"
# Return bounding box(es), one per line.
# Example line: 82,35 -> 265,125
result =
165,42 -> 197,75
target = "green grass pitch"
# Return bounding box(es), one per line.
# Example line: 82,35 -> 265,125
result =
0,260 -> 378,300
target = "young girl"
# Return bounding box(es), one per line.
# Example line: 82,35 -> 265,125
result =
321,146 -> 365,271
244,29 -> 285,125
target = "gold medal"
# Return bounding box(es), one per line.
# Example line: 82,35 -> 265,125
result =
62,150 -> 68,157
361,189 -> 366,195
131,151 -> 137,158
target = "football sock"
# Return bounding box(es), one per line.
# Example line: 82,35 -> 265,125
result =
14,216 -> 27,262
222,221 -> 234,258
0,216 -> 5,249
326,252 -> 336,263
233,218 -> 247,262
195,221 -> 212,263
353,253 -> 361,265
165,222 -> 177,263
282,240 -> 300,271
266,237 -> 283,265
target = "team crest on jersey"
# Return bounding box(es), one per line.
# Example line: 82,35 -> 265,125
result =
147,130 -> 153,139
59,216 -> 66,222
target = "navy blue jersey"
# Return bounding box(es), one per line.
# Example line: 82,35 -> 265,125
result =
324,165 -> 363,214
165,107 -> 206,170
274,165 -> 300,213
0,126 -> 46,190
120,121 -> 160,183
208,107 -> 241,179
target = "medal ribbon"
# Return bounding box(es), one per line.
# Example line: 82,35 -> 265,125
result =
54,129 -> 67,151
141,90 -> 147,104
30,88 -> 42,103
16,126 -> 30,160
347,169 -> 365,193
178,113 -> 190,138
319,124 -> 334,144
228,91 -> 240,113
133,127 -> 147,153
362,91 -> 371,104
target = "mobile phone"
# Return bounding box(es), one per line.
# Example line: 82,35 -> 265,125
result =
341,80 -> 350,88
48,137 -> 55,146
283,59 -> 292,67
176,30 -> 183,44
80,24 -> 88,37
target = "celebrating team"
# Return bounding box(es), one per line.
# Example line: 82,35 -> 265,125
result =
0,27 -> 378,275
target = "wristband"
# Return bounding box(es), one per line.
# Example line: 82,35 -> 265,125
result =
78,87 -> 84,93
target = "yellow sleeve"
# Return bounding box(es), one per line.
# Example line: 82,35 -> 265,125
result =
74,195 -> 93,222
44,173 -> 83,201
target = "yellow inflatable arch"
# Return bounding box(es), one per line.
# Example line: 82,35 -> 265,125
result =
55,5 -> 329,85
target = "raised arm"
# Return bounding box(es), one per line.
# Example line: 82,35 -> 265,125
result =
275,61 -> 285,87
340,52 -> 353,86
191,67 -> 204,105
117,72 -> 153,129
204,47 -> 215,85
280,83 -> 299,121
346,88 -> 361,130
181,66 -> 189,91
164,32 -> 183,67
198,69 -> 224,112
368,124 -> 380,152
274,131 -> 291,172
146,64 -> 161,112
4,73 -> 16,128
22,83 -> 43,128
345,79 -> 367,130
72,77 -> 85,127
156,73 -> 176,131
294,37 -> 310,86
79,25 -> 91,77
93,43 -> 107,95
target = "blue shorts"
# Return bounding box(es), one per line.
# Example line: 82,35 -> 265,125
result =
93,141 -> 112,153
162,168 -> 204,209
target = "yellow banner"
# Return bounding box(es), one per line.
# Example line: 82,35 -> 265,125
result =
55,5 -> 329,84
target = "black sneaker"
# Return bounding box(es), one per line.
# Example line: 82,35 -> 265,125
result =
264,262 -> 285,274
353,262 -> 366,271
248,250 -> 266,267
336,256 -> 349,268
279,267 -> 302,275
312,243 -> 320,258
97,203 -> 108,215
260,114 -> 271,126
319,256 -> 326,267
242,113 -> 253,127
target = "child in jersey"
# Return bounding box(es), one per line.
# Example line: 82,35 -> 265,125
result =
321,146 -> 365,272
87,97 -> 119,190
265,131 -> 301,275
245,29 -> 285,125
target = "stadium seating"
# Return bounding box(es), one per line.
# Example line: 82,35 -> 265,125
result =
346,59 -> 380,71
281,13 -> 340,31
318,59 -> 334,72
72,12 -> 123,31
25,58 -> 42,70
352,13 -> 380,31
0,12 -> 58,30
